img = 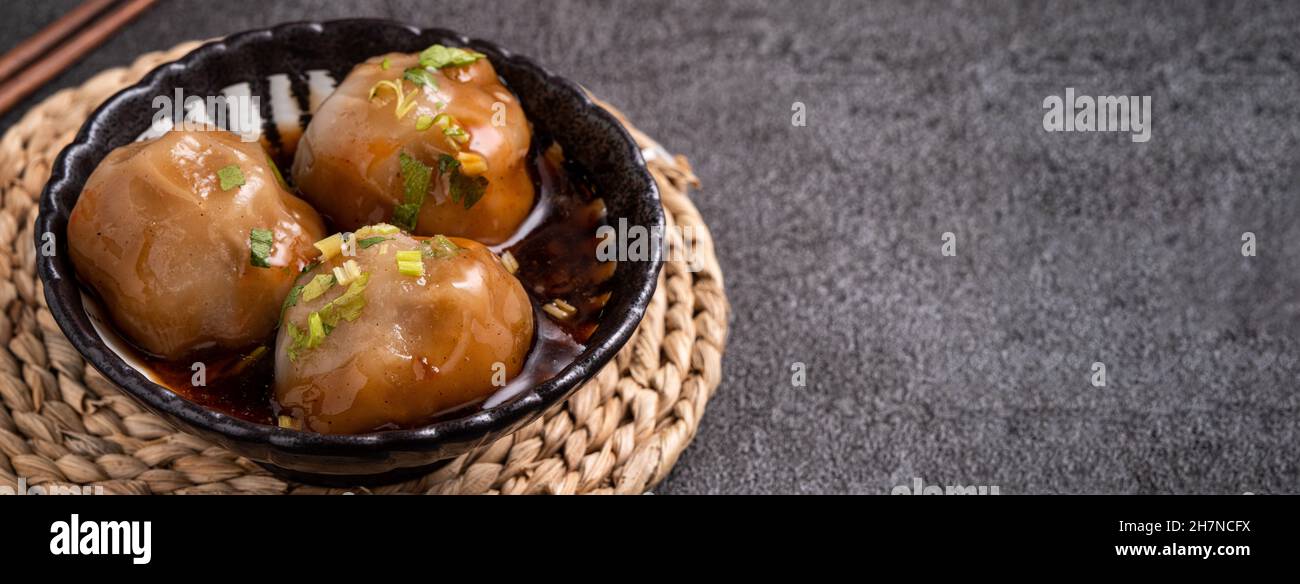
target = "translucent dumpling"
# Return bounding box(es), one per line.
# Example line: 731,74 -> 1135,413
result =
273,227 -> 534,433
67,129 -> 326,360
292,46 -> 534,245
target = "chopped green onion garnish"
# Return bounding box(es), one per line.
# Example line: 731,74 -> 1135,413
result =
415,115 -> 434,131
424,234 -> 460,259
285,273 -> 370,360
301,274 -> 335,302
317,273 -> 370,327
368,79 -> 398,100
418,44 -> 486,69
332,259 -> 362,286
543,298 -> 578,320
367,79 -> 420,119
396,250 -> 425,276
397,260 -> 424,277
359,236 -> 388,249
380,57 -> 391,70
314,233 -> 343,260
455,152 -> 487,176
443,125 -> 469,142
238,346 -> 268,372
500,250 -> 519,274
429,114 -> 471,149
285,322 -> 305,362
218,164 -> 245,191
266,156 -> 289,190
307,312 -> 325,348
249,228 -> 273,268
356,223 -> 400,238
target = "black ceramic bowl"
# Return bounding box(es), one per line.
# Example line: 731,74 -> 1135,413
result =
36,19 -> 662,485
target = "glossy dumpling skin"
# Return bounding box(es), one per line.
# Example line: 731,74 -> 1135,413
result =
291,51 -> 535,245
67,129 -> 326,360
274,233 -> 534,434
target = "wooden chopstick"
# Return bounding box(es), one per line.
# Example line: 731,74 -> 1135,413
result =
0,0 -> 157,118
0,0 -> 120,84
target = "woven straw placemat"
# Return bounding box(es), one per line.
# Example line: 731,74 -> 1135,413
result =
0,42 -> 727,494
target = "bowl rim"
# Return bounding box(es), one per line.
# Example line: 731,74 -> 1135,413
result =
34,18 -> 663,455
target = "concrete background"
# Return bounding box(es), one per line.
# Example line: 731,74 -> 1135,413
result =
3,0 -> 1298,494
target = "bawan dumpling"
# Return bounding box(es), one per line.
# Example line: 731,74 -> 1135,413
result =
67,129 -> 326,360
292,45 -> 535,245
273,226 -> 534,433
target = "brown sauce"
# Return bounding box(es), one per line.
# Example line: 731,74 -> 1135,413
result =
134,133 -> 610,428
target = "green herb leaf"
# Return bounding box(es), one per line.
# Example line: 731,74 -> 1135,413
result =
392,204 -> 419,232
358,236 -> 389,249
218,164 -> 245,191
280,284 -> 303,323
403,67 -> 438,88
380,57 -> 391,70
434,154 -> 487,209
438,153 -> 460,175
450,169 -> 488,209
394,152 -> 432,231
418,44 -> 486,69
249,228 -> 274,268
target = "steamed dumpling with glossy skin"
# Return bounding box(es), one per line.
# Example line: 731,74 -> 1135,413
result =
274,231 -> 534,434
292,47 -> 535,244
67,129 -> 327,360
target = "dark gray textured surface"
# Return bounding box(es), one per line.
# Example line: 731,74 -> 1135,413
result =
3,0 -> 1298,494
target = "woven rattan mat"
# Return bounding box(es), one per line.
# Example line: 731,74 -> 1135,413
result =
0,42 -> 727,494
